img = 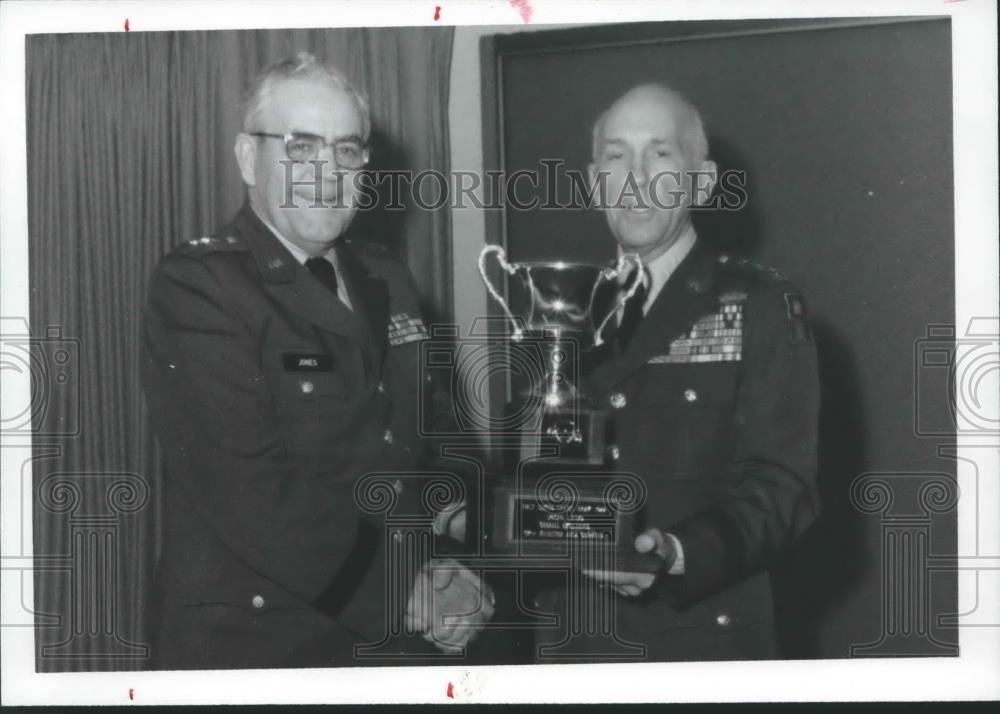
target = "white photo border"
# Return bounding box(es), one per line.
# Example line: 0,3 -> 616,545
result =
1,0 -> 997,705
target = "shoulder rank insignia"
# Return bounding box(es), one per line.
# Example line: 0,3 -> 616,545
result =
648,293 -> 745,364
719,290 -> 748,304
784,292 -> 813,345
347,238 -> 393,258
388,312 -> 427,346
730,257 -> 787,283
179,235 -> 241,253
183,236 -> 222,249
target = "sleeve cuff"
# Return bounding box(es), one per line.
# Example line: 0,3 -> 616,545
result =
666,532 -> 685,575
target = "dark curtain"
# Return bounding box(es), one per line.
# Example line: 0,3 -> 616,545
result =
26,27 -> 454,672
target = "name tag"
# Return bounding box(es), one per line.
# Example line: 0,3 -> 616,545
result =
282,353 -> 334,371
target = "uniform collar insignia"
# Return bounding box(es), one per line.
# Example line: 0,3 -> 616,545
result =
235,204 -> 297,283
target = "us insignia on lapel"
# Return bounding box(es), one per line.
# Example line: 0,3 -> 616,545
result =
648,295 -> 745,364
388,312 -> 427,346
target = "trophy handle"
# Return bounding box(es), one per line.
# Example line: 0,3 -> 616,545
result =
591,253 -> 643,347
478,244 -> 524,340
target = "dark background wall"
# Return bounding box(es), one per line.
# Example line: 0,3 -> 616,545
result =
482,17 -> 957,658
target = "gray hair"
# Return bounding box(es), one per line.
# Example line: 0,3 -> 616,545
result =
241,51 -> 371,140
591,83 -> 709,165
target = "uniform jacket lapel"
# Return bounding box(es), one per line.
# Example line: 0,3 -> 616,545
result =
234,205 -> 371,348
589,240 -> 719,395
335,241 -> 389,370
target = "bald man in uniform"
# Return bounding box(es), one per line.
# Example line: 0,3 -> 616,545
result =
141,53 -> 492,669
529,84 -> 821,662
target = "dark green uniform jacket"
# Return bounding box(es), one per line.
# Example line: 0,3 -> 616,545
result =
141,205 -> 431,669
534,239 -> 821,662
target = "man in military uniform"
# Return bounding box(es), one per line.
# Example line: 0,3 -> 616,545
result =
529,83 -> 821,662
141,53 -> 492,669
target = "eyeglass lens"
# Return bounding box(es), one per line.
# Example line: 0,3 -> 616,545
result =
285,134 -> 365,168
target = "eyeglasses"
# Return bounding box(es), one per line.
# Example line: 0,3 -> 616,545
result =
250,132 -> 370,169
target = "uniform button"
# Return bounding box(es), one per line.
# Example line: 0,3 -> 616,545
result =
608,445 -> 621,461
609,392 -> 627,409
715,613 -> 731,627
251,594 -> 265,609
718,254 -> 729,264
383,429 -> 394,444
377,381 -> 386,394
300,380 -> 315,394
684,388 -> 698,402
392,479 -> 404,494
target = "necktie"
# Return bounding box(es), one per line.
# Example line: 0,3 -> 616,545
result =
305,256 -> 339,298
616,273 -> 648,351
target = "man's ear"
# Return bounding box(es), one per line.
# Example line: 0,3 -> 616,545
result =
234,133 -> 258,187
690,159 -> 718,207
